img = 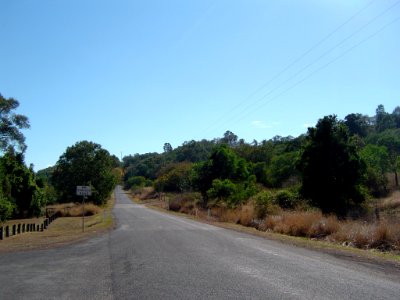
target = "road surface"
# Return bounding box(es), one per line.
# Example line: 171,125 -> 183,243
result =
0,186 -> 399,299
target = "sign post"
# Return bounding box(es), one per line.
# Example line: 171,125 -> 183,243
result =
76,186 -> 92,232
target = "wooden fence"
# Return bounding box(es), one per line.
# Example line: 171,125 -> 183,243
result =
0,213 -> 59,241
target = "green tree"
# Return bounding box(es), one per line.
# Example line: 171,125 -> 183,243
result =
374,129 -> 400,186
123,152 -> 164,180
392,106 -> 400,128
344,113 -> 370,137
193,145 -> 252,205
0,94 -> 30,153
221,130 -> 238,147
51,141 -> 117,205
125,176 -> 147,190
266,151 -> 300,187
375,104 -> 395,133
163,143 -> 173,153
154,162 -> 193,192
0,151 -> 45,218
359,144 -> 390,197
298,115 -> 365,215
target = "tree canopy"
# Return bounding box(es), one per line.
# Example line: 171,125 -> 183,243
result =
51,141 -> 117,205
0,94 -> 30,153
298,115 -> 365,215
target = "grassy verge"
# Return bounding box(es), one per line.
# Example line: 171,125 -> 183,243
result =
0,193 -> 115,253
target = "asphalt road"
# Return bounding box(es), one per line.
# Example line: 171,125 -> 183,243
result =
1,186 -> 399,299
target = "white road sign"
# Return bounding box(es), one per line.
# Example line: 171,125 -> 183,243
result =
76,186 -> 92,196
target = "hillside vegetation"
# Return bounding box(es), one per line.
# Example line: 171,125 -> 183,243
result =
123,104 -> 400,252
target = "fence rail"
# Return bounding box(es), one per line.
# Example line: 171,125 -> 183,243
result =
0,213 -> 59,241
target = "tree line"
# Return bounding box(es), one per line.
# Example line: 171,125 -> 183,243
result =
123,104 -> 400,216
2,90 -> 398,221
0,93 -> 119,222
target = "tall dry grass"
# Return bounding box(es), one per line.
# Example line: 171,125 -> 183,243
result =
259,211 -> 340,238
378,190 -> 400,211
48,203 -> 100,217
330,220 -> 400,250
218,203 -> 256,227
257,210 -> 400,252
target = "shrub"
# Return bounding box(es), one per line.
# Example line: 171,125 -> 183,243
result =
254,191 -> 276,219
0,195 -> 15,222
273,189 -> 298,209
126,176 -> 147,190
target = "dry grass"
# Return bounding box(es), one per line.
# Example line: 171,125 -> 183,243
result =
132,187 -> 157,200
0,193 -> 115,253
330,221 -> 400,251
257,210 -> 400,252
216,203 -> 256,227
259,211 -> 334,237
378,191 -> 400,211
48,202 -> 101,217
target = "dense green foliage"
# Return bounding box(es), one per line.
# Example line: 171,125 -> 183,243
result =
0,151 -> 46,220
123,104 -> 400,216
298,115 -> 365,215
51,141 -> 117,205
0,94 -> 30,153
0,94 -> 49,221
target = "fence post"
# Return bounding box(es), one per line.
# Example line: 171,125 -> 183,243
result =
36,224 -> 40,231
0,227 -> 3,240
12,224 -> 16,235
32,223 -> 35,232
5,226 -> 9,237
41,224 -> 44,231
17,224 -> 21,234
22,224 -> 25,233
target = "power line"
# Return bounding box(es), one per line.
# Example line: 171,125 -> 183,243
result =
201,0 -> 377,135
219,0 -> 400,130
205,0 -> 400,134
235,15 -> 400,124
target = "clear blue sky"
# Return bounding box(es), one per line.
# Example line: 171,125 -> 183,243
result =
1,0 -> 399,170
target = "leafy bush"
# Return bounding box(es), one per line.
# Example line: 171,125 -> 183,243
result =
207,179 -> 236,201
0,195 -> 14,222
254,191 -> 276,219
207,176 -> 258,207
154,162 -> 193,192
273,189 -> 298,209
125,176 -> 147,190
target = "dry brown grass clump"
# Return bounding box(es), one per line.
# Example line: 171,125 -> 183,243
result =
330,220 -> 400,251
257,209 -> 400,252
132,187 -> 157,200
218,204 -> 256,227
378,191 -> 400,211
49,203 -> 100,217
166,193 -> 201,213
259,211 -> 340,238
